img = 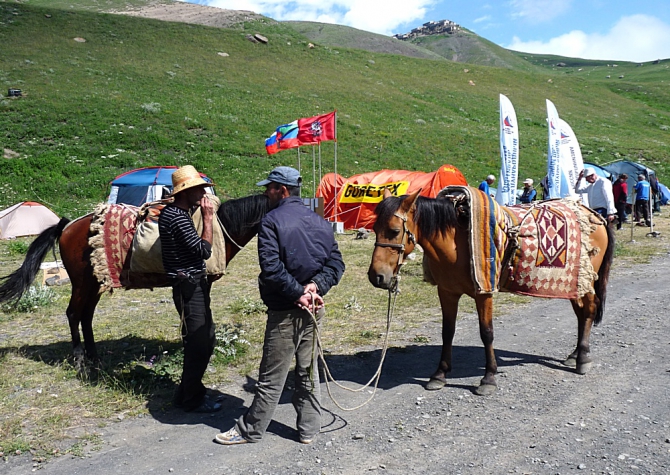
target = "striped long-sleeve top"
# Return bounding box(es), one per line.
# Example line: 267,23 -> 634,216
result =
158,204 -> 212,278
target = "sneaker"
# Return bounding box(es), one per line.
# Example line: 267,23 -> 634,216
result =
299,437 -> 313,445
188,395 -> 222,413
215,427 -> 248,445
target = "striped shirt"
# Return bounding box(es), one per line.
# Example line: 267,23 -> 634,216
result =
158,205 -> 212,278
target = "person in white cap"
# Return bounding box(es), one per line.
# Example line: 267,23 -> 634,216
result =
158,165 -> 221,413
216,166 -> 345,445
575,167 -> 616,222
478,174 -> 496,197
519,178 -> 537,204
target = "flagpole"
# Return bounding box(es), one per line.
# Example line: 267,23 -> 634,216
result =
297,147 -> 301,197
312,146 -> 316,199
334,111 -> 338,222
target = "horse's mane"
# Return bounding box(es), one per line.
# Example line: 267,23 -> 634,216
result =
218,194 -> 270,237
375,195 -> 459,239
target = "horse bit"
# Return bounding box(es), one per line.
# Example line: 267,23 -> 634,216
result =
373,212 -> 416,292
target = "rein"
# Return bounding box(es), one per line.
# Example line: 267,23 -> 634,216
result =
306,286 -> 399,411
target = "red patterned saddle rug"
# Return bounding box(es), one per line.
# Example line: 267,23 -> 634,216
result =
500,200 -> 599,299
89,203 -> 169,292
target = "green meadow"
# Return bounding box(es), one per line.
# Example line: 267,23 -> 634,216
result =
1,0 -> 669,218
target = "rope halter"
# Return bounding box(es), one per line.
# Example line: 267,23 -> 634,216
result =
373,212 -> 416,292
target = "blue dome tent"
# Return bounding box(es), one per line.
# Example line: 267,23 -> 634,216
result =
107,166 -> 214,206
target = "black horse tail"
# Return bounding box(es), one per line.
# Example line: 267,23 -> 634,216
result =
594,223 -> 615,326
0,217 -> 70,303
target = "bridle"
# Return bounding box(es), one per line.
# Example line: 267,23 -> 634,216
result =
373,211 -> 416,291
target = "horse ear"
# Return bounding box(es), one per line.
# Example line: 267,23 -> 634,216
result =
383,187 -> 393,199
402,188 -> 422,212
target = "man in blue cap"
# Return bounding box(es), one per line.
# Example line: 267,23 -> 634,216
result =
216,166 -> 345,445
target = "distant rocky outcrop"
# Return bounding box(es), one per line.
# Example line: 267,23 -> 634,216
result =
393,20 -> 461,40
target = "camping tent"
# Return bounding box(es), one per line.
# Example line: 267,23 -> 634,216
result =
107,166 -> 215,206
0,202 -> 60,239
316,164 -> 468,230
583,162 -> 612,180
602,160 -> 656,205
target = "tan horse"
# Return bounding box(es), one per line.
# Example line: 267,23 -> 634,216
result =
367,188 -> 614,395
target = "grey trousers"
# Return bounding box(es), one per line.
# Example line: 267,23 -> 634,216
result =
236,306 -> 323,442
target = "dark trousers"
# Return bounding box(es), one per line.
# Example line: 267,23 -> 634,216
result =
171,275 -> 215,411
635,199 -> 651,226
615,202 -> 627,230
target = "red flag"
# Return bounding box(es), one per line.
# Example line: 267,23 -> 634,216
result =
297,111 -> 336,144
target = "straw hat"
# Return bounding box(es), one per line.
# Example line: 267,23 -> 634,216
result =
170,165 -> 211,195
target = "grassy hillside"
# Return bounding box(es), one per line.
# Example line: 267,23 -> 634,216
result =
1,1 -> 669,218
283,21 -> 447,61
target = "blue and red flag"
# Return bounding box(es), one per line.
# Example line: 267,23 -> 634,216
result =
265,111 -> 336,155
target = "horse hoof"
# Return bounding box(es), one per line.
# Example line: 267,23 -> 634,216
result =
425,378 -> 446,391
563,356 -> 577,368
475,384 -> 497,396
576,361 -> 593,375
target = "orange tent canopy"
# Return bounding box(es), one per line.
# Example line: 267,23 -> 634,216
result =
316,164 -> 467,230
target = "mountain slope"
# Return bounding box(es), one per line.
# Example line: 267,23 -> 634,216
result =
283,21 -> 446,61
0,1 -> 668,216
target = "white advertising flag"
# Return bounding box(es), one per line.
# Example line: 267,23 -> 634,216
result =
546,99 -> 562,199
558,118 -> 584,199
496,94 -> 519,206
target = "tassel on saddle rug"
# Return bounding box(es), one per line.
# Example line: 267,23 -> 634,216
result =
439,186 -> 600,299
88,195 -> 227,293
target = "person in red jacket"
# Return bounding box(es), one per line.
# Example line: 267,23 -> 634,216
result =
612,173 -> 628,230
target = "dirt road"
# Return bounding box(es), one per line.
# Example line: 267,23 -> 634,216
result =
3,253 -> 669,474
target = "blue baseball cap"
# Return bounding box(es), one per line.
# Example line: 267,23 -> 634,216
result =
257,166 -> 302,187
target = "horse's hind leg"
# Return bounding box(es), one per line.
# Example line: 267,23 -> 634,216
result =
67,281 -> 102,366
474,294 -> 497,395
568,295 -> 597,374
426,289 -> 460,390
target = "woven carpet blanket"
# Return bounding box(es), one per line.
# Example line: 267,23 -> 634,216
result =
89,203 -> 141,291
500,199 -> 599,299
436,187 -> 599,299
89,199 -> 227,292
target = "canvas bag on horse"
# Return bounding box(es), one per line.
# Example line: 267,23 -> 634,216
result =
130,194 -> 226,275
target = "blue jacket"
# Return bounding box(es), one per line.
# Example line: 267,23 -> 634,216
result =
257,196 -> 345,311
635,180 -> 650,201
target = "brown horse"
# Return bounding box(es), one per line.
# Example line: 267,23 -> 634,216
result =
0,194 -> 269,362
368,188 -> 614,395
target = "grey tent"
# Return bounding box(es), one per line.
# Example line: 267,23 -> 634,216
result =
602,160 -> 656,205
583,162 -> 612,181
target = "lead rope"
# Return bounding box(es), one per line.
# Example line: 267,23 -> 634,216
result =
304,285 -> 399,411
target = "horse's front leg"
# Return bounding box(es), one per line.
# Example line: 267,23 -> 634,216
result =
474,294 -> 497,395
426,288 -> 460,390
567,296 -> 596,374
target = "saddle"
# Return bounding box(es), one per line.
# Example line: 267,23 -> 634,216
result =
89,196 -> 227,292
437,186 -> 599,299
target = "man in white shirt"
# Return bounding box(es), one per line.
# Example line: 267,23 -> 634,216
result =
574,167 -> 616,223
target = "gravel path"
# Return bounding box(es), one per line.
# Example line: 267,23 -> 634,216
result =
3,253 -> 669,474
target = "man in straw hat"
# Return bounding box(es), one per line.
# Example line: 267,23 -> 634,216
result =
216,166 -> 345,445
158,165 -> 221,413
575,167 -> 616,223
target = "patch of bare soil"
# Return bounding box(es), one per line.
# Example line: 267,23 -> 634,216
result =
109,1 -> 270,29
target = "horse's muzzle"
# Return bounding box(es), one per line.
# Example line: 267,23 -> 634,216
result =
368,268 -> 392,289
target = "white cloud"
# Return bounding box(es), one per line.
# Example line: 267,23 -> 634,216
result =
474,15 -> 492,24
506,14 -> 670,62
508,0 -> 573,23
203,0 -> 436,35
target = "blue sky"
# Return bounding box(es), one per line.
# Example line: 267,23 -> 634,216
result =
186,0 -> 670,62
